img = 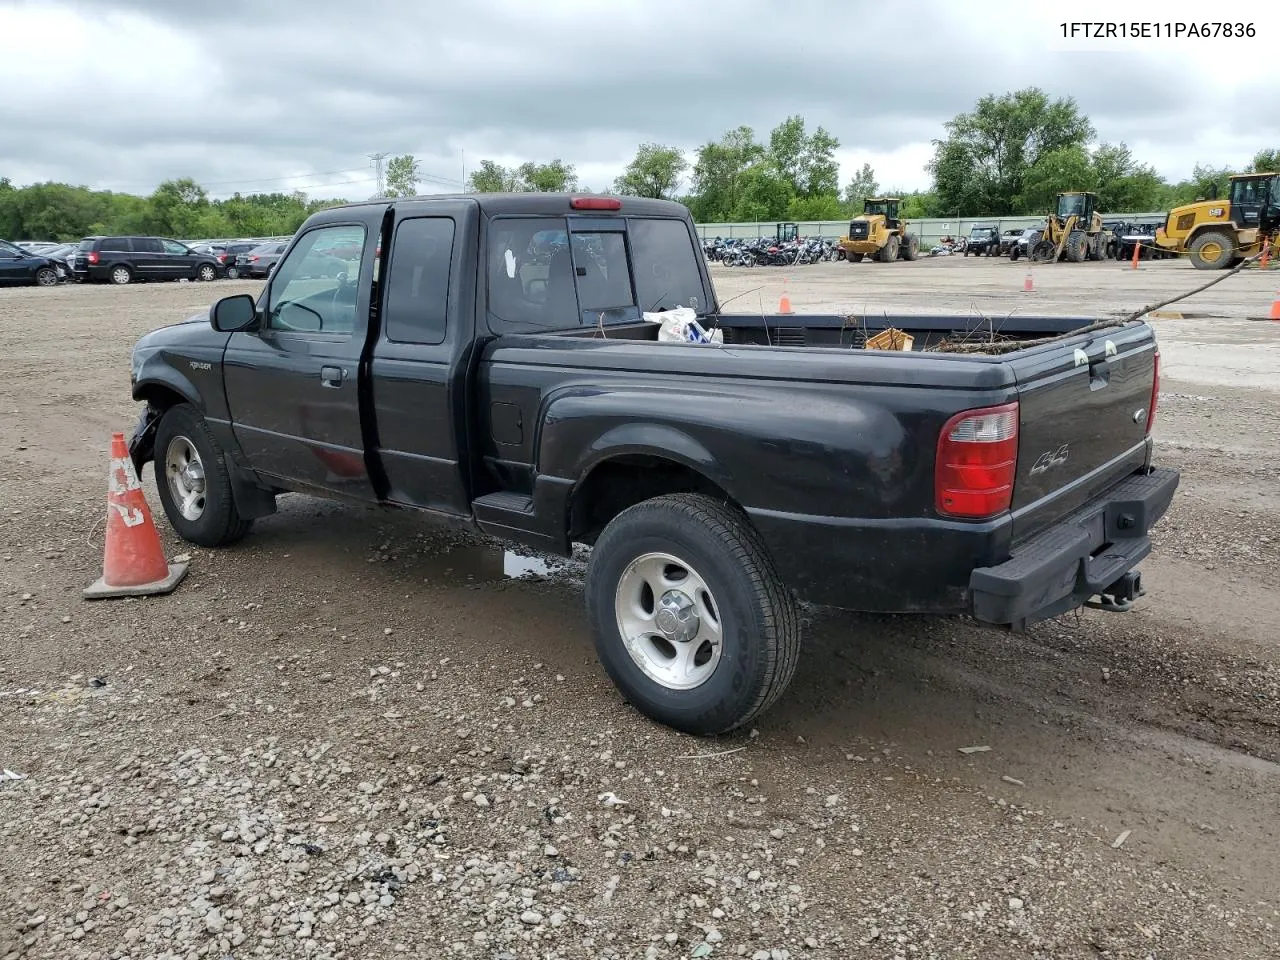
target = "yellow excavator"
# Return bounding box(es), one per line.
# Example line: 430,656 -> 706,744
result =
1027,191 -> 1111,262
839,198 -> 920,263
1154,172 -> 1279,269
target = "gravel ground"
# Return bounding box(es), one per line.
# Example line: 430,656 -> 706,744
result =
2,260 -> 1279,959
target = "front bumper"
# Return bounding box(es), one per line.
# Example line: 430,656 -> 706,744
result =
969,467 -> 1179,629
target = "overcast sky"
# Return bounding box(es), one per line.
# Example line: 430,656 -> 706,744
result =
1,0 -> 1276,201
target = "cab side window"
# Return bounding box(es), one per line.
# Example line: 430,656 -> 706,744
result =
266,224 -> 366,336
384,217 -> 455,345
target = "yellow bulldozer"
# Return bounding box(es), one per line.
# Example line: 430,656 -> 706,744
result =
1154,172 -> 1279,269
1026,191 -> 1111,262
839,197 -> 920,263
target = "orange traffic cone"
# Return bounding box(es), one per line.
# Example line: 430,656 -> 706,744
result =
1270,289 -> 1280,322
778,293 -> 794,314
1023,270 -> 1034,293
83,432 -> 188,599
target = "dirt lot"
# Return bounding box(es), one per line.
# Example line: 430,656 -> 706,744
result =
2,256 -> 1279,960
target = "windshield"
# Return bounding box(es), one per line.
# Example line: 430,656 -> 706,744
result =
863,201 -> 888,216
0,240 -> 23,256
1058,194 -> 1087,218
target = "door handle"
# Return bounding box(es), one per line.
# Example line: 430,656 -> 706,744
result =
320,365 -> 343,388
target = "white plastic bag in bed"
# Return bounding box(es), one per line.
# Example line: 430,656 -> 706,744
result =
644,307 -> 723,344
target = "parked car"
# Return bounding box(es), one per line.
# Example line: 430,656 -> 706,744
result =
1008,227 -> 1043,261
217,242 -> 262,279
235,241 -> 289,279
998,228 -> 1025,256
126,193 -> 1176,737
0,238 -> 67,286
72,236 -> 223,285
964,225 -> 1002,256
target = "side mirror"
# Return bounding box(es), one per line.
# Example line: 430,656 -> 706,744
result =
210,294 -> 258,332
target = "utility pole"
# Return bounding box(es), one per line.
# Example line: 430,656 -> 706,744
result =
368,152 -> 388,198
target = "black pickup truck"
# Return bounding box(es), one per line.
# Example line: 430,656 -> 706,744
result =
127,193 -> 1178,736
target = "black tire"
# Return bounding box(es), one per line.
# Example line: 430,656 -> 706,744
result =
34,266 -> 58,287
847,251 -> 864,263
109,264 -> 133,285
901,234 -> 920,261
1065,230 -> 1086,263
226,266 -> 240,280
1188,230 -> 1235,270
585,493 -> 801,736
153,403 -> 253,548
197,264 -> 218,282
1009,247 -> 1021,261
877,235 -> 900,263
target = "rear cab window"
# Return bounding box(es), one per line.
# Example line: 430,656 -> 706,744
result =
485,214 -> 705,334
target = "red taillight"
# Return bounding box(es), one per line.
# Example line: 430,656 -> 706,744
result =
87,251 -> 99,264
249,255 -> 259,261
935,402 -> 1020,519
570,196 -> 621,210
1146,350 -> 1160,435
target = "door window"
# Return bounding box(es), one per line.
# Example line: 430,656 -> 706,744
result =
265,224 -> 366,336
384,217 -> 455,345
162,239 -> 190,255
134,238 -> 163,253
101,238 -> 131,252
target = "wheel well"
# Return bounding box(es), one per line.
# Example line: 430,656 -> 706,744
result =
569,455 -> 741,545
135,383 -> 188,413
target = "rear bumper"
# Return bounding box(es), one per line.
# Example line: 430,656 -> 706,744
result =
969,467 -> 1179,628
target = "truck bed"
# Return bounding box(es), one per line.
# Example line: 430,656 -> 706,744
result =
555,311 -> 1105,353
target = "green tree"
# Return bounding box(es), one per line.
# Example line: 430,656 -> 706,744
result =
687,126 -> 766,221
842,162 -> 880,210
614,143 -> 687,199
766,116 -> 840,197
729,165 -> 794,222
1018,145 -> 1096,213
1252,148 -> 1279,172
518,159 -> 577,192
786,193 -> 845,220
928,88 -> 1096,216
1090,142 -> 1164,212
384,154 -> 421,197
466,160 -> 521,193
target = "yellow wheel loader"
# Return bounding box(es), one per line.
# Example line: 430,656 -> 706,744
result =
1154,172 -> 1279,270
1027,191 -> 1111,263
838,198 -> 920,263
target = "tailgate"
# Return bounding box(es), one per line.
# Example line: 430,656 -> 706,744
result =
1006,322 -> 1157,539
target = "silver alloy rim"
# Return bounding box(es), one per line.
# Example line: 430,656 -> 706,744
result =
614,551 -> 723,691
37,269 -> 56,286
200,266 -> 215,281
111,267 -> 129,284
165,435 -> 206,522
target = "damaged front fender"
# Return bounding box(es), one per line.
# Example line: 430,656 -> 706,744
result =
128,404 -> 163,476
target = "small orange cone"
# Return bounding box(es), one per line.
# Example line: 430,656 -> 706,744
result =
1270,289 -> 1280,322
778,293 -> 794,314
1023,270 -> 1034,293
83,432 -> 188,599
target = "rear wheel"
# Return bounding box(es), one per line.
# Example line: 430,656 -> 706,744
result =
197,264 -> 217,282
1189,230 -> 1235,270
585,493 -> 801,736
109,265 -> 133,285
153,403 -> 253,548
226,266 -> 240,279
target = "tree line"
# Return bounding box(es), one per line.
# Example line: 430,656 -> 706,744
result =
2,87 -> 1277,241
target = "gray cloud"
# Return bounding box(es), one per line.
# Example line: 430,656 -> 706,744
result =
2,0 -> 1275,199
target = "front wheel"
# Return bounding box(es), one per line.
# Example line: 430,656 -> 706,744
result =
35,266 -> 58,287
153,403 -> 254,547
585,493 -> 801,736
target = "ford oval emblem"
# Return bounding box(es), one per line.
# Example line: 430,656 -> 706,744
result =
1132,408 -> 1147,423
